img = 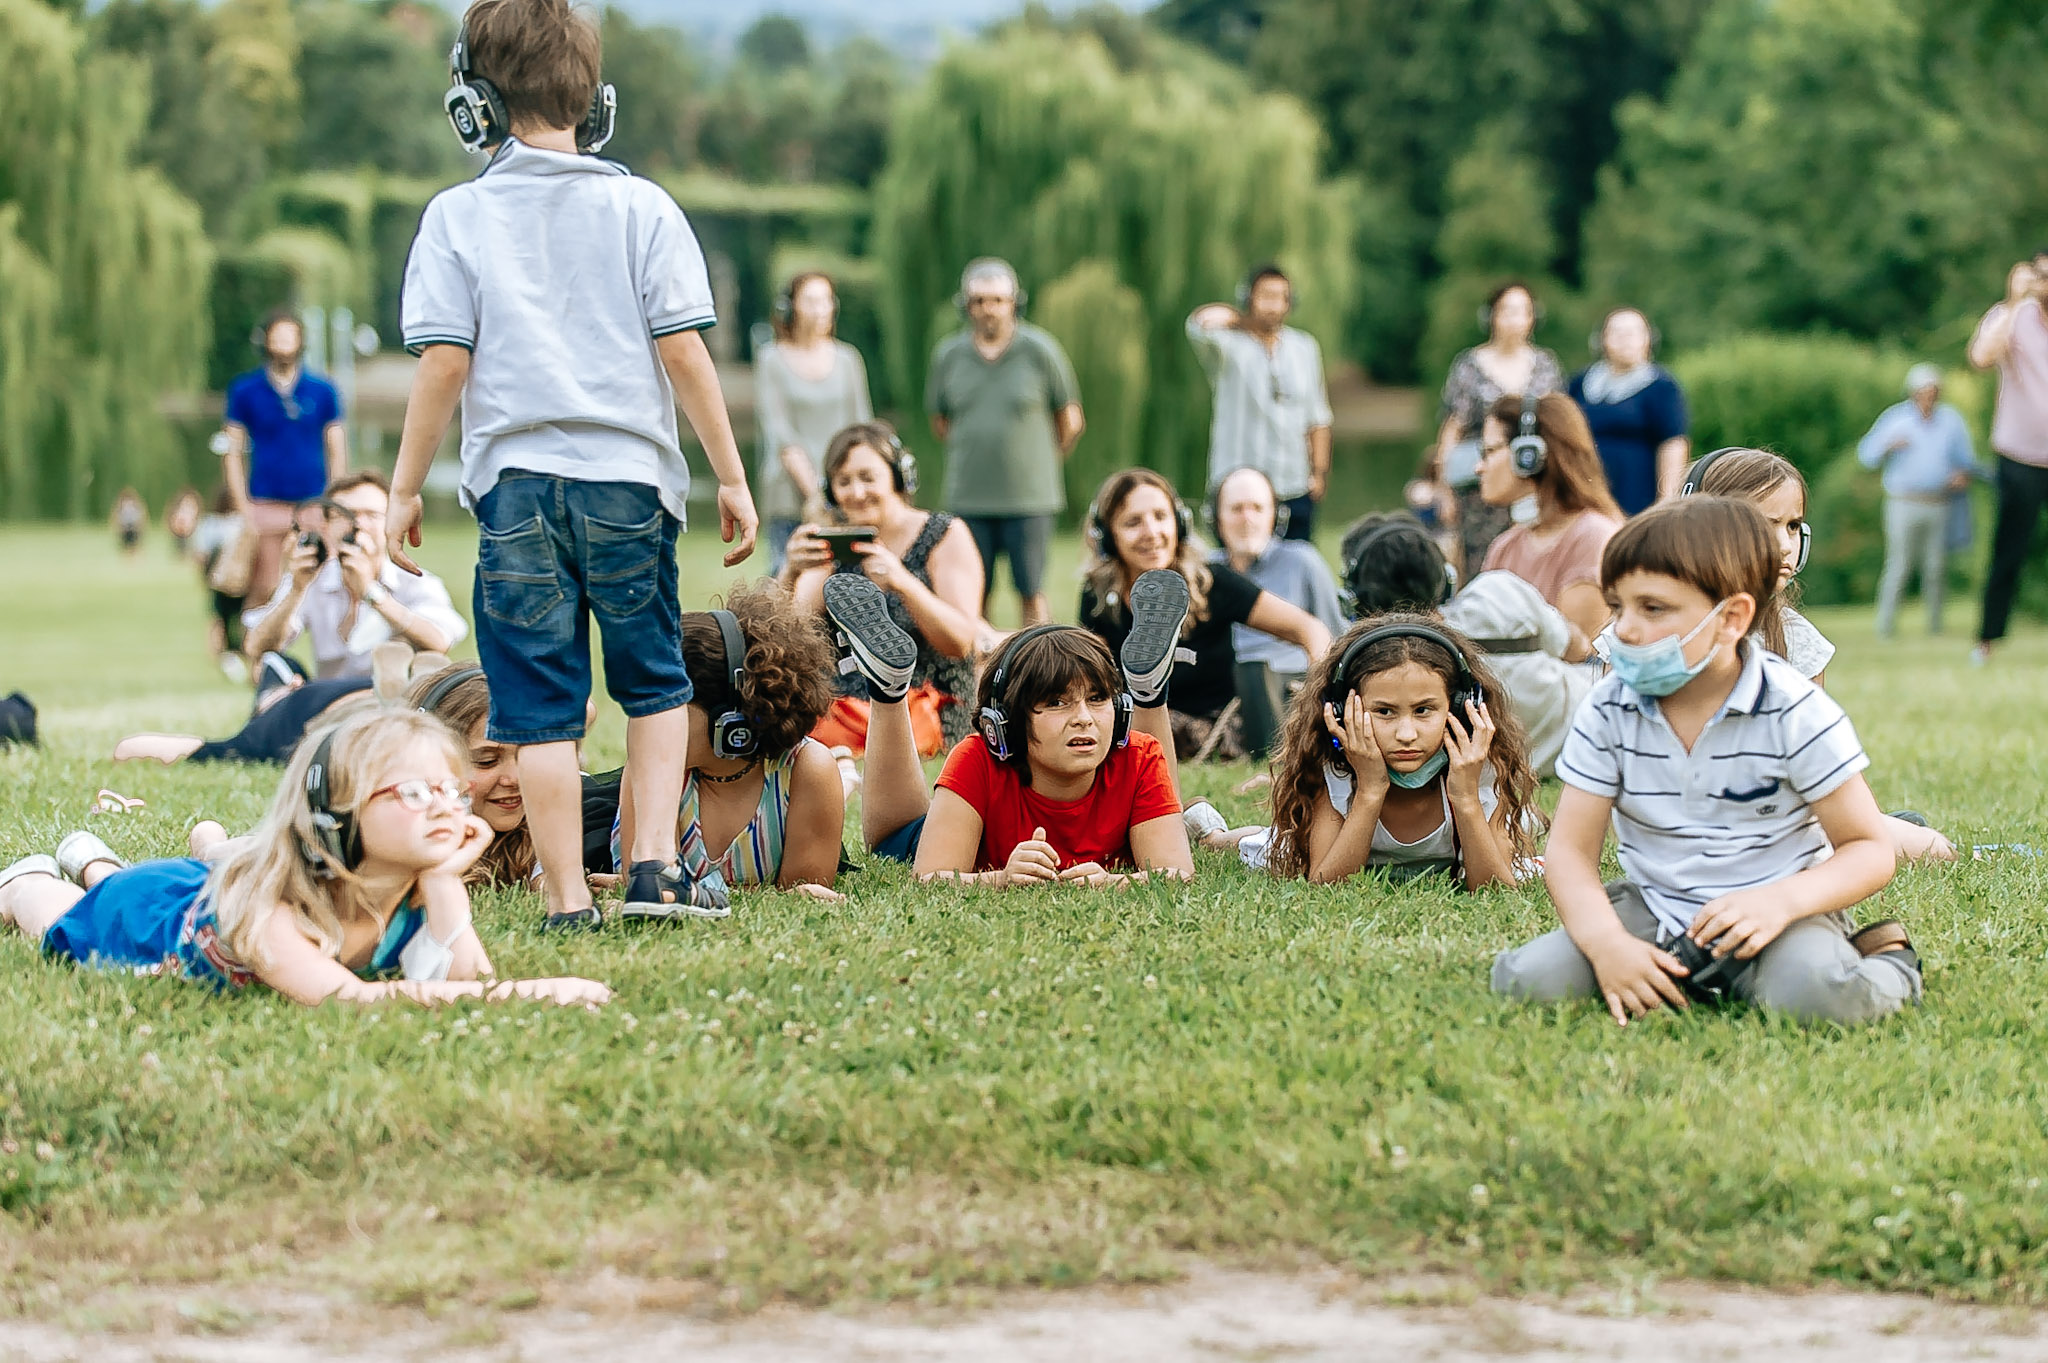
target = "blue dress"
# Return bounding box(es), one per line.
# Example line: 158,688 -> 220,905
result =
43,858 -> 424,990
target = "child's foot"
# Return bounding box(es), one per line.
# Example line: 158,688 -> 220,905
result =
188,821 -> 228,859
0,855 -> 62,924
1850,919 -> 1920,973
112,733 -> 203,764
55,831 -> 126,887
1121,570 -> 1190,706
620,859 -> 732,921
823,574 -> 916,703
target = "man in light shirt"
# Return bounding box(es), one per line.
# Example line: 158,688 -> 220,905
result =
1187,264 -> 1334,541
1857,363 -> 1983,638
1967,252 -> 2048,663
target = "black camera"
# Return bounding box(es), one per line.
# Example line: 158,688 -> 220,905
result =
297,529 -> 328,568
1662,931 -> 1749,1005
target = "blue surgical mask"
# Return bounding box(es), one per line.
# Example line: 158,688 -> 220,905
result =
1607,599 -> 1731,698
1386,748 -> 1449,789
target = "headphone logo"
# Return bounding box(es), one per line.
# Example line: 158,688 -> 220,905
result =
708,609 -> 761,760
444,26 -> 616,155
1508,390 -> 1548,480
976,626 -> 1133,762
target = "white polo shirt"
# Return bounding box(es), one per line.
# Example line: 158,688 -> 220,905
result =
400,139 -> 717,523
242,559 -> 468,681
1555,643 -> 1869,936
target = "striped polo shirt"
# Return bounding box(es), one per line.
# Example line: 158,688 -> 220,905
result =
1555,643 -> 1868,935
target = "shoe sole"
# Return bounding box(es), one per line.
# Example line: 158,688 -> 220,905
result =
823,574 -> 917,685
619,900 -> 731,922
1122,570 -> 1191,680
542,908 -> 603,932
0,855 -> 62,894
55,831 -> 126,886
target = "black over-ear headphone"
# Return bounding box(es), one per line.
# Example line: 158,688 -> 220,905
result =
299,726 -> 362,878
416,666 -> 485,717
445,22 -> 616,155
1679,447 -> 1810,573
1338,518 -> 1455,618
1508,389 -> 1548,480
1203,469 -> 1289,540
953,259 -> 1027,317
976,626 -> 1133,762
1087,481 -> 1193,558
707,610 -> 761,760
1322,623 -> 1481,750
822,426 -> 919,510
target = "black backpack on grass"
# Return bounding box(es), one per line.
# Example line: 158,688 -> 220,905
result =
0,692 -> 35,747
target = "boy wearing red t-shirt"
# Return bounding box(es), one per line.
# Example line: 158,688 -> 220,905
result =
824,576 -> 1193,886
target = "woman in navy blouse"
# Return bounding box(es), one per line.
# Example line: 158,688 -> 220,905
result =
1568,309 -> 1690,517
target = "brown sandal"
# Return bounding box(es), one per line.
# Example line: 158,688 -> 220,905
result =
1849,919 -> 1912,958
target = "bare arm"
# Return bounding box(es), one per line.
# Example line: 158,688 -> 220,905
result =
386,344 -> 471,576
855,519 -> 983,659
1655,435 -> 1690,501
250,905 -> 608,1007
1544,785 -> 1689,1025
913,787 -> 1002,885
1125,812 -> 1195,881
930,414 -> 951,442
1555,582 -> 1611,646
1055,402 -> 1085,457
1245,591 -> 1331,664
775,743 -> 847,892
1305,786 -> 1382,884
1433,416 -> 1463,481
415,870 -> 493,981
241,555 -> 314,661
220,430 -> 252,513
1308,425 -> 1332,500
324,422 -> 348,484
656,329 -> 758,565
1970,303 -> 2019,370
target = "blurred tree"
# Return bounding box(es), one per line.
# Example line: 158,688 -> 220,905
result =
872,22 -> 1356,500
811,38 -> 897,188
1157,0 -> 1712,381
293,0 -> 464,180
737,13 -> 810,72
600,6 -> 698,175
1581,0 -> 2048,351
1,0 -> 211,517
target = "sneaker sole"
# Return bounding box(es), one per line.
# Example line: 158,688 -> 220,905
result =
823,574 -> 917,685
1122,569 -> 1191,680
619,900 -> 731,922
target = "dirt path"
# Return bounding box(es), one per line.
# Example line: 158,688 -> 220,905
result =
2,1265 -> 2040,1362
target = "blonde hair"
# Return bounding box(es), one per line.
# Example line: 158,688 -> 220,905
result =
1690,448 -> 1807,659
208,708 -> 469,968
1083,468 -> 1212,627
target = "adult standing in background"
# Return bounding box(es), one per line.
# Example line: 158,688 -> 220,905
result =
1206,467 -> 1344,756
754,271 -> 872,574
1434,281 -> 1563,580
1969,254 -> 2048,665
1568,308 -> 1689,516
1187,264 -> 1334,540
926,257 -> 1084,627
217,309 -> 348,606
1859,363 -> 1982,639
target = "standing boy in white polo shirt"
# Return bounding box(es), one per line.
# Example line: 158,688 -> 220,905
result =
1493,497 -> 1921,1027
385,0 -> 759,929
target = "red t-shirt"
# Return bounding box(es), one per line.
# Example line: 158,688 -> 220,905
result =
934,731 -> 1181,872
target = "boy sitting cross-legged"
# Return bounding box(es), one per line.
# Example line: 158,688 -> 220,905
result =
384,0 -> 759,928
1492,496 -> 1921,1027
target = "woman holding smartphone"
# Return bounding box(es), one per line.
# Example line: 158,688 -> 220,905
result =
783,421 -> 986,752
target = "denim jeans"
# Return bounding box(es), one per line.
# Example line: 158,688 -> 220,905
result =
473,473 -> 691,744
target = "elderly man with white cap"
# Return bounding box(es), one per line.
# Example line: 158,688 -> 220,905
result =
1857,362 -> 1983,638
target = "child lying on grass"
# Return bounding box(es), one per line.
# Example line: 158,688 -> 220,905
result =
823,573 -> 1194,887
0,708 -> 610,1008
1222,615 -> 1541,889
1494,497 -> 1920,1027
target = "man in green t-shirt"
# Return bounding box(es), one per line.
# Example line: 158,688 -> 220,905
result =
926,258 -> 1085,626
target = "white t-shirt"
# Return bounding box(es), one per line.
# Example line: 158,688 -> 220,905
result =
1773,607 -> 1836,680
1441,570 -> 1591,779
400,139 -> 717,523
1555,643 -> 1868,936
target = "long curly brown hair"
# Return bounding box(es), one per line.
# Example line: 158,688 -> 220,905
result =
1264,613 -> 1542,880
1082,468 -> 1212,628
685,578 -> 837,759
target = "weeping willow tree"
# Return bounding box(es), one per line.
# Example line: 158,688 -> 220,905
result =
872,25 -> 1358,503
0,0 -> 212,519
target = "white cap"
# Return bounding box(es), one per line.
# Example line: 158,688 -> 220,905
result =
1904,362 -> 1941,395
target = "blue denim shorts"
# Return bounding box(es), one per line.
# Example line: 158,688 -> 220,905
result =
473,473 -> 691,744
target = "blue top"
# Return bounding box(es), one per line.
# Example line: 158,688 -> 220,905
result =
1857,400 -> 1979,497
223,368 -> 342,503
1567,368 -> 1688,516
1207,540 -> 1345,671
43,857 -> 424,991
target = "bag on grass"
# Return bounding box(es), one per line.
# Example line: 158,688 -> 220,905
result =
0,692 -> 36,746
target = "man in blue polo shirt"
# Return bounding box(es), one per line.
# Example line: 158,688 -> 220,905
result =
219,309 -> 348,605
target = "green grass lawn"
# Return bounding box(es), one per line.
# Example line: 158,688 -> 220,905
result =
4,522 -> 2048,1316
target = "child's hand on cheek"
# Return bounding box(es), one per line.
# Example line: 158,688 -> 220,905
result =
427,814 -> 494,882
1325,694 -> 1387,796
1444,697 -> 1496,803
1000,827 -> 1060,888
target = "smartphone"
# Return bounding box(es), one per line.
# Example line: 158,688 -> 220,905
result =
814,526 -> 879,572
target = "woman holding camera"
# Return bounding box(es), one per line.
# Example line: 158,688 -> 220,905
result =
782,421 -> 984,753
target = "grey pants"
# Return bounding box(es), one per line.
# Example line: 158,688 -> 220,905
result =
1491,880 -> 1921,1027
1876,495 -> 1949,636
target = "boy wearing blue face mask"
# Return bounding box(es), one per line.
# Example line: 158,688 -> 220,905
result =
1493,497 -> 1921,1027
